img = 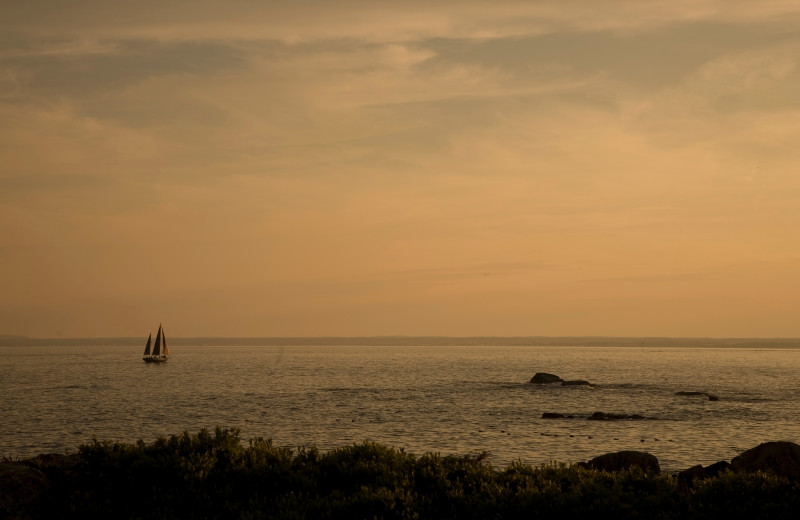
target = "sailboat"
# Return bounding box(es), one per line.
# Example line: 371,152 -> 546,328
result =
143,324 -> 170,363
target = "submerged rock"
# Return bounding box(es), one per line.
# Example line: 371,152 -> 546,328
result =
730,441 -> 800,480
587,412 -> 647,421
530,372 -> 564,384
675,391 -> 719,401
541,412 -> 574,419
582,450 -> 660,473
561,380 -> 594,387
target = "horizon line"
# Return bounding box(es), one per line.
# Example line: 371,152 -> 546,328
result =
4,335 -> 800,349
4,334 -> 800,340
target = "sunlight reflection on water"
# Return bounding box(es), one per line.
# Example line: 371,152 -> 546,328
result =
2,345 -> 799,473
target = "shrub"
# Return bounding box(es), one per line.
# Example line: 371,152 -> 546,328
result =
7,429 -> 800,520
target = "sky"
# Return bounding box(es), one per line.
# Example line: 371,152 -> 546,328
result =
2,1 -> 800,338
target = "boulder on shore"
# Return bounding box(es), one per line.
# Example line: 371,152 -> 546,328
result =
705,460 -> 732,477
677,461 -> 731,486
581,451 -> 660,473
0,462 -> 50,517
530,372 -> 564,384
730,441 -> 800,480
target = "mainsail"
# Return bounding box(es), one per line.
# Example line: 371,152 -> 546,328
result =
153,325 -> 163,356
161,326 -> 170,357
143,333 -> 152,356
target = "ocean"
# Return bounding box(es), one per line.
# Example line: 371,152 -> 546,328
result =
2,344 -> 798,474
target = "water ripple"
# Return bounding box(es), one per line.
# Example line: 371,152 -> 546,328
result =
1,345 -> 799,473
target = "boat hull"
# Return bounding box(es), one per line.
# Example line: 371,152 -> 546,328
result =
143,356 -> 169,363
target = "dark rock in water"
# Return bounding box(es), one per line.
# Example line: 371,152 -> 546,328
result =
730,441 -> 800,480
0,462 -> 50,517
530,372 -> 564,384
561,380 -> 594,387
541,412 -> 574,419
676,391 -> 719,401
582,450 -> 660,473
529,373 -> 593,386
587,412 -> 647,421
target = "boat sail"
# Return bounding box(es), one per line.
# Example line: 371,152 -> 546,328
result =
143,324 -> 170,363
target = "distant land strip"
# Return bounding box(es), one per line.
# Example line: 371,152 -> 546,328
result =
2,335 -> 800,348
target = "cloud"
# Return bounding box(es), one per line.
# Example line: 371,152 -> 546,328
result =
5,1 -> 800,43
0,39 -> 248,98
4,1 -> 800,335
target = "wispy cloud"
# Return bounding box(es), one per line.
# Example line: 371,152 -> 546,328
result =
6,1 -> 800,42
3,1 -> 800,336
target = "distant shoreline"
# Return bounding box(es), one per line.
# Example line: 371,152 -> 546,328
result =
3,335 -> 800,348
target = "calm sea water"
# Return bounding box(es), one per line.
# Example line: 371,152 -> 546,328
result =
2,345 -> 799,473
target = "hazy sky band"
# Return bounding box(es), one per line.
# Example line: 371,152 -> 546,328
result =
2,1 -> 800,336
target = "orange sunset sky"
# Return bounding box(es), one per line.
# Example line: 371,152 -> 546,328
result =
2,1 -> 800,338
